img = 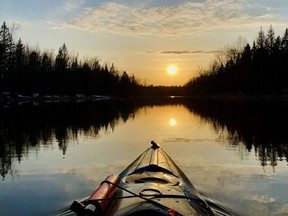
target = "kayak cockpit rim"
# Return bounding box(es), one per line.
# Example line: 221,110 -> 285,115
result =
69,141 -> 242,216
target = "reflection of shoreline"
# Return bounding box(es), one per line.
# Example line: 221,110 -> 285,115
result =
1,98 -> 288,179
184,98 -> 288,170
0,101 -> 137,179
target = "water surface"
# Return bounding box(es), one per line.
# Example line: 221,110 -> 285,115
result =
0,99 -> 287,215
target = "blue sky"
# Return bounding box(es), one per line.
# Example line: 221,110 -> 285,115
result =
1,0 -> 288,85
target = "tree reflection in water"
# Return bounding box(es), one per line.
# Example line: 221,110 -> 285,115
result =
184,98 -> 288,170
0,100 -> 138,179
1,98 -> 288,179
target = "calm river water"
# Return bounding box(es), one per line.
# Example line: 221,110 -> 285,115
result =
0,98 -> 288,215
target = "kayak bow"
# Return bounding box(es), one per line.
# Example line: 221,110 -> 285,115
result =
70,141 -> 241,216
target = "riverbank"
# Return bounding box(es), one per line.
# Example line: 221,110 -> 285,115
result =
0,92 -> 110,107
2,91 -> 288,108
187,94 -> 288,103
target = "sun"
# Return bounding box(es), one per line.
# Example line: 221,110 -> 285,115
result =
166,65 -> 178,76
169,118 -> 177,126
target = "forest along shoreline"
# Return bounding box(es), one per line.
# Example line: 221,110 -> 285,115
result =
0,92 -> 110,105
2,92 -> 288,108
2,21 -> 288,105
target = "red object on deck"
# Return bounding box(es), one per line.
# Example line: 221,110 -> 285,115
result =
87,174 -> 120,213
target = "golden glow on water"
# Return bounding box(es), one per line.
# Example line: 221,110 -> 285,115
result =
104,105 -> 216,145
169,118 -> 177,126
3,103 -> 287,216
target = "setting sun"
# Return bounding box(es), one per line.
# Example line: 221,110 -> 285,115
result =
167,65 -> 178,76
169,118 -> 177,126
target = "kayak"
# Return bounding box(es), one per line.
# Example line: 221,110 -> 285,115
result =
70,141 -> 242,216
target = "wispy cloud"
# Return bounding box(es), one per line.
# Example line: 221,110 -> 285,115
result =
63,0 -> 85,11
60,0 -> 273,36
63,2 -> 79,12
160,50 -> 218,55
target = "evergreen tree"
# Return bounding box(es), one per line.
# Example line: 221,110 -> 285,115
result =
281,28 -> 288,54
265,25 -> 275,55
256,27 -> 266,49
10,39 -> 25,91
185,26 -> 288,95
27,49 -> 41,93
0,22 -> 14,91
55,43 -> 69,72
55,43 -> 69,93
0,21 -> 142,96
41,51 -> 53,94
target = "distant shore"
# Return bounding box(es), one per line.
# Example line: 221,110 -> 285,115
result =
2,92 -> 288,107
0,92 -> 110,106
186,94 -> 288,102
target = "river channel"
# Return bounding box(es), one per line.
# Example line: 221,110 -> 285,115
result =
0,98 -> 287,215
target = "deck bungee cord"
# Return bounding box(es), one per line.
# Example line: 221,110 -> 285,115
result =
70,178 -> 214,216
68,141 -> 243,216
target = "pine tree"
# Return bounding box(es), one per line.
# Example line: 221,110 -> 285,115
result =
55,43 -> 69,72
0,22 -> 14,90
256,27 -> 266,49
265,25 -> 275,55
9,39 -> 25,91
281,28 -> 288,54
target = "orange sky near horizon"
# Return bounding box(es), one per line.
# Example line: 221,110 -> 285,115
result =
1,0 -> 288,86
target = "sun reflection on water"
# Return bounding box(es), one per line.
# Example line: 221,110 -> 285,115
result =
169,118 -> 177,126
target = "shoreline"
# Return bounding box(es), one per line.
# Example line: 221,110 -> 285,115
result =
2,92 -> 288,107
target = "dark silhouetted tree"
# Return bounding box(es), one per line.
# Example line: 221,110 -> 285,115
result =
0,21 -> 144,97
185,26 -> 288,95
0,22 -> 14,91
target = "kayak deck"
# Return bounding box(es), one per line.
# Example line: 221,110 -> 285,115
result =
120,141 -> 182,177
106,141 -> 213,215
70,141 -> 242,216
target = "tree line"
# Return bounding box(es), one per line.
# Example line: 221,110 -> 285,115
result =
185,26 -> 288,95
2,21 -> 288,98
0,21 -> 140,97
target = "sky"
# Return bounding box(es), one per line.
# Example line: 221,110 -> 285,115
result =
1,0 -> 288,86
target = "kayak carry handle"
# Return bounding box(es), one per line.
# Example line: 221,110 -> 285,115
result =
70,201 -> 100,216
151,141 -> 160,149
70,174 -> 120,216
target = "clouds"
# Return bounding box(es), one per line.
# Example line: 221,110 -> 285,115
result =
63,0 -> 84,12
160,50 -> 218,54
61,0 -> 273,37
5,0 -> 285,86
144,49 -> 219,57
